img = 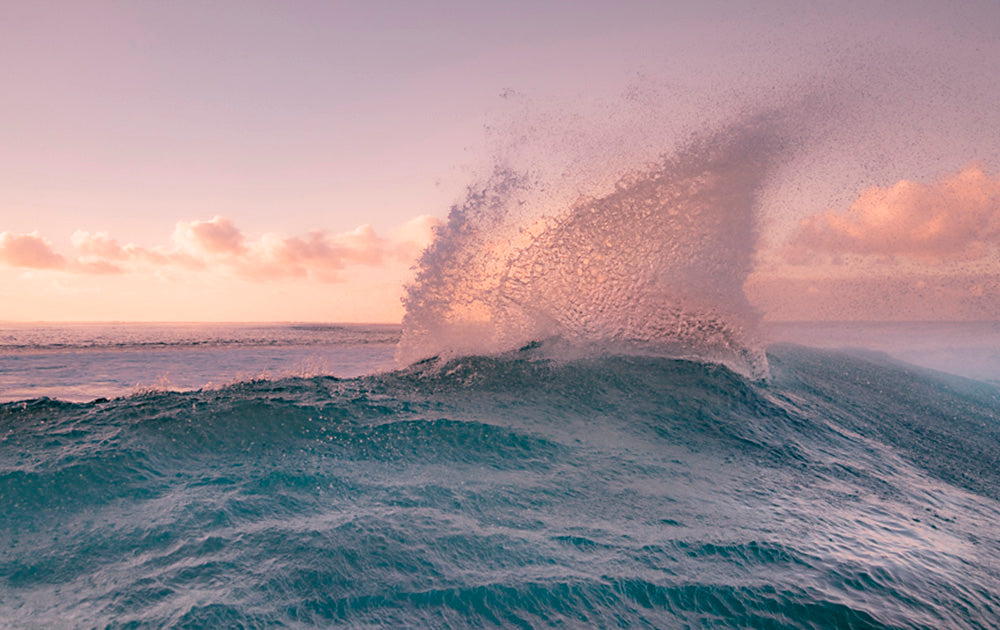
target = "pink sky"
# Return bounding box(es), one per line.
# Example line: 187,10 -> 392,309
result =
3,1 -> 1000,322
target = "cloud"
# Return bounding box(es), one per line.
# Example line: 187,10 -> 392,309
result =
0,232 -> 66,269
784,163 -> 1000,263
174,216 -> 247,256
70,230 -> 193,273
391,214 -> 441,260
249,230 -> 356,281
71,231 -> 127,259
243,217 -> 440,281
0,215 -> 442,282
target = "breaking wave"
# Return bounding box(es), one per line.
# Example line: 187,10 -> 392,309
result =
398,112 -> 791,379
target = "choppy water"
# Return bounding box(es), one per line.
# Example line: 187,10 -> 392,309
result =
3,340 -> 1000,628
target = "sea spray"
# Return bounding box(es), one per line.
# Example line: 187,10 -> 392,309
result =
399,112 -> 788,378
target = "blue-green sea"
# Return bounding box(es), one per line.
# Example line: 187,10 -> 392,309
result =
3,324 -> 1000,628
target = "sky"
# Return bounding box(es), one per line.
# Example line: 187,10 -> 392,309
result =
2,0 -> 1000,322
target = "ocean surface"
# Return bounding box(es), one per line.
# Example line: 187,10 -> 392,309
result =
0,323 -> 400,403
2,322 -> 1000,628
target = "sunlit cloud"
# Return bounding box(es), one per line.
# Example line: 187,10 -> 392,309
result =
0,232 -> 66,269
174,216 -> 247,256
71,231 -> 128,260
0,215 -> 441,282
243,217 -> 439,281
70,229 -> 208,272
784,163 -> 1000,264
748,163 -> 1000,321
391,215 -> 441,261
248,228 -> 373,282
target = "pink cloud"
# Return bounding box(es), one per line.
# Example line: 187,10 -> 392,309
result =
69,230 -> 193,273
1,215 -> 440,282
0,232 -> 66,269
251,231 -> 345,281
174,216 -> 247,256
247,224 -> 397,281
331,225 -> 385,265
391,214 -> 441,260
71,231 -> 127,259
785,163 -> 1000,263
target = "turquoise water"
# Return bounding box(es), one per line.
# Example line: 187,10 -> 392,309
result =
3,343 -> 1000,628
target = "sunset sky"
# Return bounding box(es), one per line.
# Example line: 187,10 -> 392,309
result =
3,0 -> 1000,322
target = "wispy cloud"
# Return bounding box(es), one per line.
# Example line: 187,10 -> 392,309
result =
0,215 -> 441,281
784,163 -> 1000,264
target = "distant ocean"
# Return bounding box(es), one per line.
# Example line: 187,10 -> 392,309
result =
0,322 -> 400,403
3,321 -> 998,402
4,111 -> 1000,628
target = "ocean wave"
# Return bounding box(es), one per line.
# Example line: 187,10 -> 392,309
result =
3,347 -> 1000,627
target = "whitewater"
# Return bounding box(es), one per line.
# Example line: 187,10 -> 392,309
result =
4,112 -> 1000,628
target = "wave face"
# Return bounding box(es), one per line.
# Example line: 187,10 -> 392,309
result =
3,347 -> 1000,628
398,115 -> 785,378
